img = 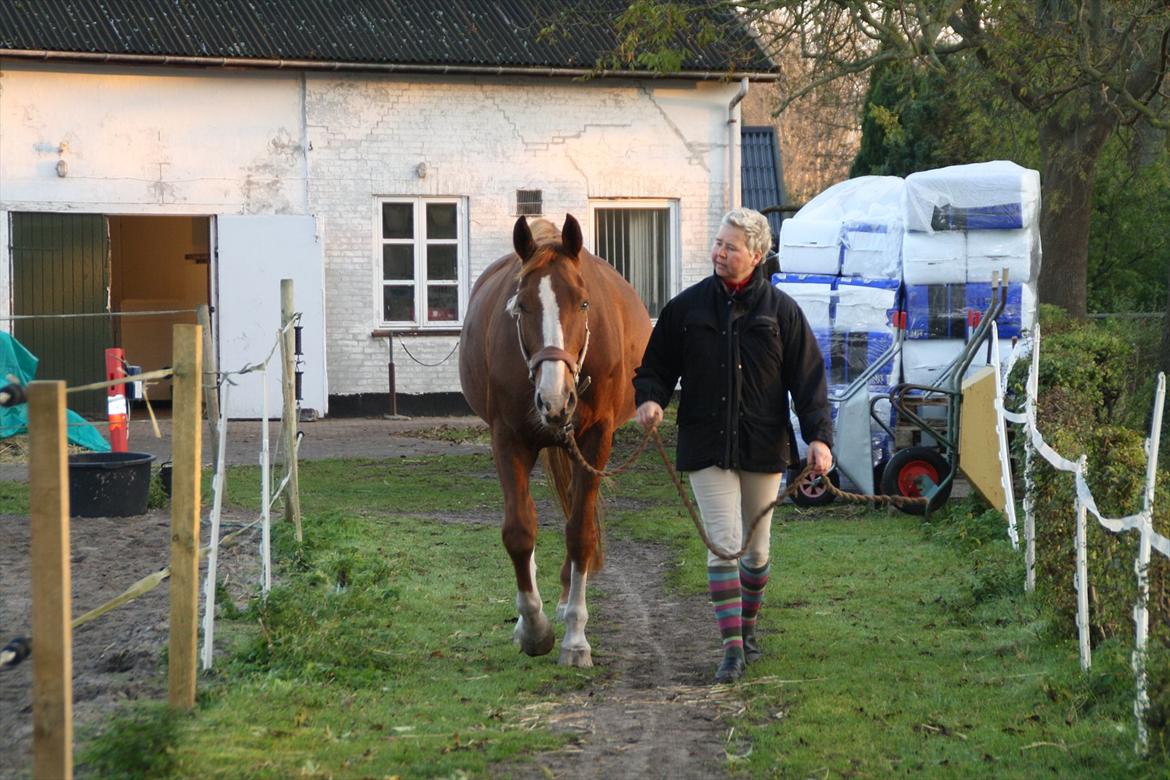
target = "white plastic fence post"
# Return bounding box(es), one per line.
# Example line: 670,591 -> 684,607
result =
200,381 -> 231,671
990,324 -> 1019,549
261,363 -> 272,594
1024,326 -> 1041,593
1132,371 -> 1165,754
1075,454 -> 1091,671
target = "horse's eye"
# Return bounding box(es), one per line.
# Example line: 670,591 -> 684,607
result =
581,301 -> 590,311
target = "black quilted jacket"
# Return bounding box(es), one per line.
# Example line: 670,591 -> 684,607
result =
633,267 -> 833,473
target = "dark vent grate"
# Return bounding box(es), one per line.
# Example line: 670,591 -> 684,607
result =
516,190 -> 543,216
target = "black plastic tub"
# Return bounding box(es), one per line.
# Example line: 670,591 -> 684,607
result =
68,452 -> 156,518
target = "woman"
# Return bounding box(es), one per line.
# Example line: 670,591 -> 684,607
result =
633,207 -> 834,683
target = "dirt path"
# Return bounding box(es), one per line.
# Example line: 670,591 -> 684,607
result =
0,416 -> 743,778
494,530 -> 742,779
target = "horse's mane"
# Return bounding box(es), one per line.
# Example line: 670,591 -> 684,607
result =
517,219 -> 572,279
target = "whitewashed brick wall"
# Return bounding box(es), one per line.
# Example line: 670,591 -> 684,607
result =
305,74 -> 739,397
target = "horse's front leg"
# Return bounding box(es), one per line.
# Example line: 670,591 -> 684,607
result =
557,425 -> 612,668
494,434 -> 555,657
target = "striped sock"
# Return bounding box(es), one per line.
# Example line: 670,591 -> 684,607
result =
739,559 -> 771,630
708,566 -> 743,653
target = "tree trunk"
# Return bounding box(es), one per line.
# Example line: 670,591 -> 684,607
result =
1036,115 -> 1114,319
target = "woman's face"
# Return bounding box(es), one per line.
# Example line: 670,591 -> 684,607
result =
711,224 -> 762,284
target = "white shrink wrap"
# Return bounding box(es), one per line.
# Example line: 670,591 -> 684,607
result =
902,232 -> 966,285
966,228 -> 1041,284
903,160 -> 1041,233
778,219 -> 841,275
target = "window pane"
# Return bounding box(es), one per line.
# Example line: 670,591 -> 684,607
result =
383,285 -> 414,321
426,203 -> 457,240
426,244 -> 457,280
383,244 -> 415,280
426,285 -> 459,322
382,203 -> 414,239
595,208 -> 670,317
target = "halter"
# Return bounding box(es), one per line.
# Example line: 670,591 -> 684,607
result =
512,297 -> 592,395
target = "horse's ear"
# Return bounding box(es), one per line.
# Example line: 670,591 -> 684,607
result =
562,214 -> 583,259
513,216 -> 537,262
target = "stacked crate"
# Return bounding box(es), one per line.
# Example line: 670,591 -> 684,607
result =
901,161 -> 1041,386
773,161 -> 1042,474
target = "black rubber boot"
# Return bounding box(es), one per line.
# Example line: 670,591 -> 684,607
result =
742,624 -> 761,664
714,648 -> 746,684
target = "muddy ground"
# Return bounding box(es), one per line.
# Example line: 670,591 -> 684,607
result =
0,415 -> 747,779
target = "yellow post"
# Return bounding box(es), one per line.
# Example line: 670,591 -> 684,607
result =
280,279 -> 303,542
29,381 -> 73,779
958,365 -> 1007,509
168,324 -> 202,709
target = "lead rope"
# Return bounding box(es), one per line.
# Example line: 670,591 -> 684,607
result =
559,424 -> 927,562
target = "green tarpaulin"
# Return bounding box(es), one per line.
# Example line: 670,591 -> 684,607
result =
0,331 -> 110,452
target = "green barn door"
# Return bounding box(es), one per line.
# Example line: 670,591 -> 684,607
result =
11,213 -> 113,417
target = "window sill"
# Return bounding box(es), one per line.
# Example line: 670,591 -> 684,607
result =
372,327 -> 462,338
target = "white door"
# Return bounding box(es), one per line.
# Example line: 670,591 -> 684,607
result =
215,215 -> 327,419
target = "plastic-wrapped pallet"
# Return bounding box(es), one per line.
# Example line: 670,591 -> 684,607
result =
773,273 -> 835,380
965,283 -> 1036,340
832,278 -> 901,387
903,283 -> 968,340
841,222 -> 901,278
902,339 -> 966,387
903,160 -> 1041,234
777,220 -> 842,275
902,231 -> 966,285
779,175 -> 905,279
966,228 -> 1041,284
772,273 -> 835,330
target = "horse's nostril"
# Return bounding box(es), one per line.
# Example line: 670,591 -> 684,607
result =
568,391 -> 577,407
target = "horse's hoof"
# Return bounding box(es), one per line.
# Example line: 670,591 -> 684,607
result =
514,618 -> 556,657
558,646 -> 593,668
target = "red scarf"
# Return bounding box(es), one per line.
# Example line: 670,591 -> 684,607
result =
722,274 -> 753,295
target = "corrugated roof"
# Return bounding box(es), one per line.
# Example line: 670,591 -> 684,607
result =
0,0 -> 775,76
741,126 -> 786,246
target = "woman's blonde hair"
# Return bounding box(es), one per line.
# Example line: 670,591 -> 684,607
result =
720,207 -> 772,259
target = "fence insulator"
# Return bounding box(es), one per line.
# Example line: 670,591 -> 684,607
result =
294,325 -> 303,357
295,370 -> 303,402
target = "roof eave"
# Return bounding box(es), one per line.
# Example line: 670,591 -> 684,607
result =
0,48 -> 781,81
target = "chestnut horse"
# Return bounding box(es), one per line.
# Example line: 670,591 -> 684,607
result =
459,214 -> 651,667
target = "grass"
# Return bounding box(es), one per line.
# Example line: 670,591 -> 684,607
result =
34,421 -> 1165,777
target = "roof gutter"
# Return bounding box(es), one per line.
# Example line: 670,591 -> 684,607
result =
0,48 -> 781,81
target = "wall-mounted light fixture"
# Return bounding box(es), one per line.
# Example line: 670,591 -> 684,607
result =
55,159 -> 69,178
416,162 -> 428,179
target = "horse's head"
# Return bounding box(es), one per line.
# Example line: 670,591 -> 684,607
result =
507,214 -> 590,429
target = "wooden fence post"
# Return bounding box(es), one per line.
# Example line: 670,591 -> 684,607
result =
280,279 -> 302,542
168,324 -> 202,709
29,380 -> 73,779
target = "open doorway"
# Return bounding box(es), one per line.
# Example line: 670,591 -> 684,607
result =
9,213 -> 210,416
108,215 -> 210,403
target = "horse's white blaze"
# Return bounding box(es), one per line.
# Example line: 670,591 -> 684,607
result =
560,562 -> 590,653
535,275 -> 571,411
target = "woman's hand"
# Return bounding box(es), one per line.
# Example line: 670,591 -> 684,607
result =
636,401 -> 663,430
807,440 -> 833,476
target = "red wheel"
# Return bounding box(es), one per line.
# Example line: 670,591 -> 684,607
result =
879,446 -> 952,516
787,460 -> 840,507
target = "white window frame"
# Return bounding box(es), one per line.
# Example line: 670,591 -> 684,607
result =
588,199 -> 680,319
373,196 -> 469,329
